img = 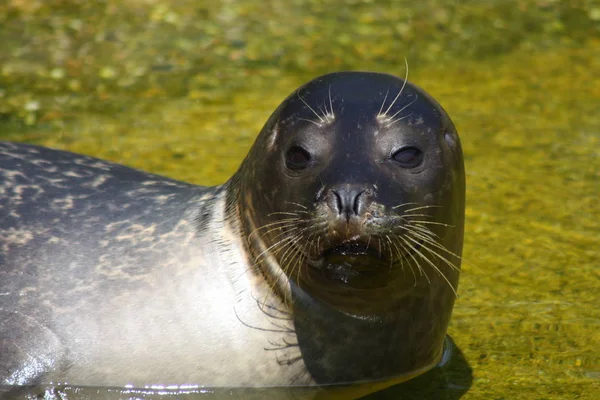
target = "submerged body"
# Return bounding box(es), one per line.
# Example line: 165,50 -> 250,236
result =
0,72 -> 465,390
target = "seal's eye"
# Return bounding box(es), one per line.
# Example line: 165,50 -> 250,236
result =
285,145 -> 312,170
391,147 -> 423,168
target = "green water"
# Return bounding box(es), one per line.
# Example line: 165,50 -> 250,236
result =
1,0 -> 598,398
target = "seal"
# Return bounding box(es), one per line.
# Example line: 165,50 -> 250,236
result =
0,72 -> 465,392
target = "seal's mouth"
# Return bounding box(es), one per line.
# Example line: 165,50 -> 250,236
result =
299,236 -> 427,315
309,239 -> 392,290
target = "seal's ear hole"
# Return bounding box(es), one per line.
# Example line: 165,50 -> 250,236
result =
285,145 -> 312,170
391,146 -> 423,168
444,130 -> 456,148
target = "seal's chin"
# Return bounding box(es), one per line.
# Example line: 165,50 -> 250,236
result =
309,241 -> 391,290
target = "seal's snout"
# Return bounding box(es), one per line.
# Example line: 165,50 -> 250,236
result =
328,185 -> 372,221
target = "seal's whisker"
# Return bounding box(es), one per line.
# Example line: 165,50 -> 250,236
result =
318,98 -> 334,123
277,337 -> 299,347
259,216 -> 300,225
390,237 -> 418,286
386,97 -> 418,127
387,235 -> 401,265
402,204 -> 442,213
398,240 -> 423,283
257,225 -> 304,242
276,354 -> 303,366
415,240 -> 461,275
291,246 -> 305,286
397,236 -> 430,283
301,228 -> 317,261
284,201 -> 308,210
412,227 -> 478,269
385,236 -> 395,272
259,231 -> 308,308
282,210 -> 309,215
405,237 -> 458,297
267,320 -> 296,333
377,88 -> 390,117
267,210 -> 309,218
282,337 -> 299,347
297,92 -> 325,124
263,301 -> 292,317
406,229 -> 464,263
392,202 -> 422,210
386,97 -> 416,122
318,104 -> 326,115
401,213 -> 436,219
407,227 -> 461,259
408,220 -> 454,228
264,342 -> 295,352
278,234 -> 303,276
327,84 -> 334,121
297,117 -> 321,127
264,337 -> 299,351
251,224 -> 301,245
279,227 -> 310,264
379,87 -> 405,120
300,231 -> 325,288
253,220 -> 301,234
405,222 -> 435,236
258,306 -> 292,322
252,293 -> 292,319
396,223 -> 431,236
400,236 -> 458,297
285,248 -> 308,307
268,211 -> 302,217
279,227 -> 313,286
249,218 -> 300,237
253,228 -> 309,263
406,223 -> 441,238
404,224 -> 439,243
387,113 -> 411,127
406,226 -> 436,240
378,58 -> 409,119
233,307 -> 292,334
242,227 -> 301,289
404,233 -> 461,273
293,235 -> 313,288
402,244 -> 418,287
277,246 -> 297,279
262,271 -> 289,311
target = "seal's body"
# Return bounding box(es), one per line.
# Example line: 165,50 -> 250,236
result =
0,72 -> 465,389
0,143 -> 304,387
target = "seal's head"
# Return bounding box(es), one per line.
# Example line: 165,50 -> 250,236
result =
232,71 -> 465,383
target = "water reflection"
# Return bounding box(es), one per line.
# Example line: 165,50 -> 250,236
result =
1,337 -> 471,399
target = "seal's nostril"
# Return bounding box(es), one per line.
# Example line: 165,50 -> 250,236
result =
353,190 -> 365,215
333,190 -> 343,214
331,188 -> 366,219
